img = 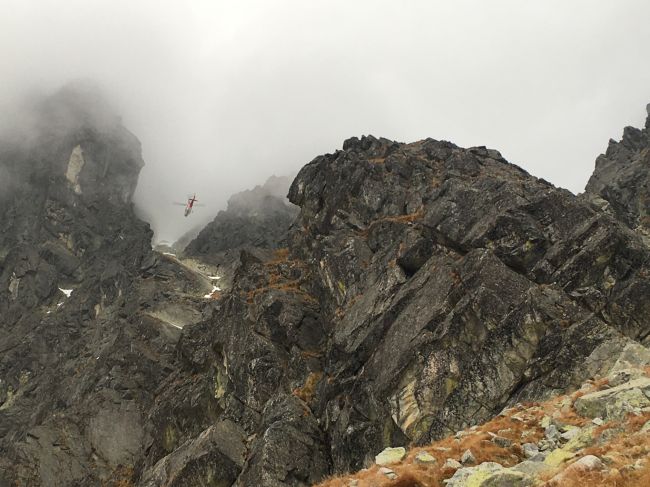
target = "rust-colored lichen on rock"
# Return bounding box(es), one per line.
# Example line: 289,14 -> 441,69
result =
293,372 -> 324,405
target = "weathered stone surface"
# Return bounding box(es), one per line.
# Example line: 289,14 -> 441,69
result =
444,458 -> 463,470
479,470 -> 533,487
522,443 -> 539,459
140,420 -> 246,487
460,448 -> 476,465
547,455 -> 604,486
574,378 -> 650,419
511,459 -> 552,477
585,106 -> 650,240
491,435 -> 513,448
445,462 -> 503,486
559,426 -> 580,441
414,451 -> 437,464
544,448 -> 576,467
375,446 -> 407,466
235,395 -> 331,487
446,462 -> 533,487
528,452 -> 547,463
608,368 -> 645,387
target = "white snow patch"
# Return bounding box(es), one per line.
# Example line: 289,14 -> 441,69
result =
163,252 -> 176,257
59,288 -> 73,298
204,285 -> 220,299
208,276 -> 221,280
57,302 -> 63,308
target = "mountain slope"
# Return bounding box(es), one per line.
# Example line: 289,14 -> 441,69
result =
139,121 -> 650,485
0,84 -> 216,486
2,92 -> 650,487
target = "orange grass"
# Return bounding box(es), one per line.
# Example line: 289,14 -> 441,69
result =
315,403 -> 546,487
315,367 -> 650,487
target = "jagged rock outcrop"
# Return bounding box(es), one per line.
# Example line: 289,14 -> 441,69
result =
585,104 -> 650,240
284,135 -> 650,470
0,84 -> 215,486
140,125 -> 650,486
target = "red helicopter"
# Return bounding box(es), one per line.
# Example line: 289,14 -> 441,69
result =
173,194 -> 203,217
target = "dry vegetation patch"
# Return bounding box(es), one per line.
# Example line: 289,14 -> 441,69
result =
246,248 -> 317,304
315,368 -> 650,487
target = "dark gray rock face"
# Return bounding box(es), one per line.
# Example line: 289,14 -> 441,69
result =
584,105 -> 650,238
0,85 -> 212,486
140,420 -> 246,487
141,130 -> 650,486
282,135 -> 650,470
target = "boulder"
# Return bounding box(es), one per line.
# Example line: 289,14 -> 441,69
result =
522,443 -> 538,459
446,462 -> 533,487
444,459 -> 463,470
461,449 -> 476,465
414,451 -> 437,464
546,455 -> 604,486
375,446 -> 407,466
574,378 -> 650,419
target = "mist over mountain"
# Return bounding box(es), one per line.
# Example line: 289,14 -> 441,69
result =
3,1 -> 649,243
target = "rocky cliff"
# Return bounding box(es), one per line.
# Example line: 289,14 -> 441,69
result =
1,92 -> 650,487
585,104 -> 650,240
0,84 -> 217,486
138,112 -> 650,485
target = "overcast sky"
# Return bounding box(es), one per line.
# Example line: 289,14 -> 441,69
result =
2,0 -> 649,242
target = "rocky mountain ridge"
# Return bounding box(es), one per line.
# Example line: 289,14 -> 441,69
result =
182,175 -> 298,258
585,103 -> 650,240
0,85 -> 218,486
1,90 -> 650,487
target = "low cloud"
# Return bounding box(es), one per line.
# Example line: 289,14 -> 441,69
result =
1,0 -> 649,241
